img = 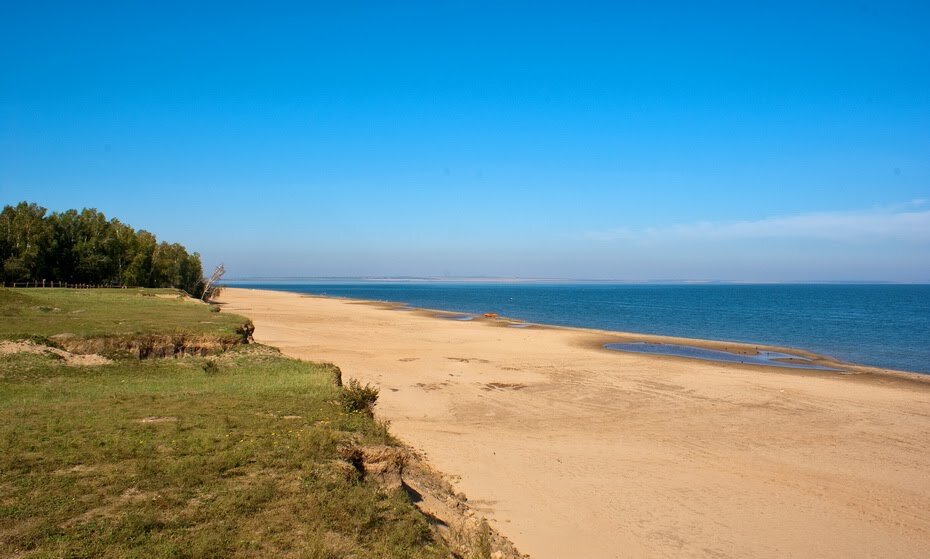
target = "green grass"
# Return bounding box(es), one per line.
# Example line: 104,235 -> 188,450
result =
0,289 -> 449,558
0,288 -> 245,341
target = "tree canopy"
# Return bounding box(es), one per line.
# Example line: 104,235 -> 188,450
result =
1,201 -> 205,296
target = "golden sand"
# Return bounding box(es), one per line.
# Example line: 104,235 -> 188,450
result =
220,287 -> 930,559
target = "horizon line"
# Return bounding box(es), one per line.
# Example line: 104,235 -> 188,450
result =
220,276 -> 930,285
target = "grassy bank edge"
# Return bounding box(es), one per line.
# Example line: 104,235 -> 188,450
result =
0,288 -> 524,558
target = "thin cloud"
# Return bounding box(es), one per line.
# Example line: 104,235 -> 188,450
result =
584,204 -> 930,243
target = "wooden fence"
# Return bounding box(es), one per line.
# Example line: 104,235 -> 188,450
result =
2,280 -> 128,289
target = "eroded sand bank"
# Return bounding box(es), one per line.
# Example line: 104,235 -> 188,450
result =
219,287 -> 930,559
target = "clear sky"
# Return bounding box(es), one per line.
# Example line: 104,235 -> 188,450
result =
2,1 -> 928,281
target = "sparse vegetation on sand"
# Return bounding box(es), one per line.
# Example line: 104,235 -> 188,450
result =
0,288 -> 451,558
341,378 -> 381,416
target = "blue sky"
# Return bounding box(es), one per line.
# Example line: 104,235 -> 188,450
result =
2,1 -> 928,281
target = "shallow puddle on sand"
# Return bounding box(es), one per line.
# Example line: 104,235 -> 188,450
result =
604,342 -> 839,370
434,313 -> 475,321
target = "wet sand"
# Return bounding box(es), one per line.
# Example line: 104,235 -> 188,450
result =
219,287 -> 930,558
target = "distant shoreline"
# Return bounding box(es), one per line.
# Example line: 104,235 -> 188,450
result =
221,281 -> 930,376
222,277 -> 927,285
338,291 -> 929,382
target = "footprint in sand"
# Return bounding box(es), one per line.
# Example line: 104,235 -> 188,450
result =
446,357 -> 491,364
482,382 -> 527,391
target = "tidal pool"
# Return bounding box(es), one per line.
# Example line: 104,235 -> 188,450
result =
604,342 -> 839,371
434,313 -> 475,321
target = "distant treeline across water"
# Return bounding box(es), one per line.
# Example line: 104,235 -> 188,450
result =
230,282 -> 930,374
1,201 -> 204,296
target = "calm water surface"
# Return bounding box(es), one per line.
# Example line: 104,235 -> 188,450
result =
228,282 -> 930,374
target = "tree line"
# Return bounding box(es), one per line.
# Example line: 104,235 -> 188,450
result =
1,201 -> 205,297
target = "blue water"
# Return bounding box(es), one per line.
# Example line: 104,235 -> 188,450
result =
227,282 -> 930,374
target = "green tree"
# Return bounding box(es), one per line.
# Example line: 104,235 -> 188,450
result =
2,201 -> 207,295
47,209 -> 81,282
104,219 -> 136,284
73,209 -> 114,282
180,252 -> 205,298
123,230 -> 156,287
1,202 -> 52,282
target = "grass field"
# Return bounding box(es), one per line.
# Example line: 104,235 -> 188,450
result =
0,288 -> 450,558
0,288 -> 246,341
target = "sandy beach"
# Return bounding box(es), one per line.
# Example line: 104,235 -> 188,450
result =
219,287 -> 930,558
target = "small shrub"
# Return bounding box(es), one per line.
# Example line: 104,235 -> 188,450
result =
341,379 -> 379,415
203,285 -> 224,302
202,359 -> 220,375
235,320 -> 255,343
